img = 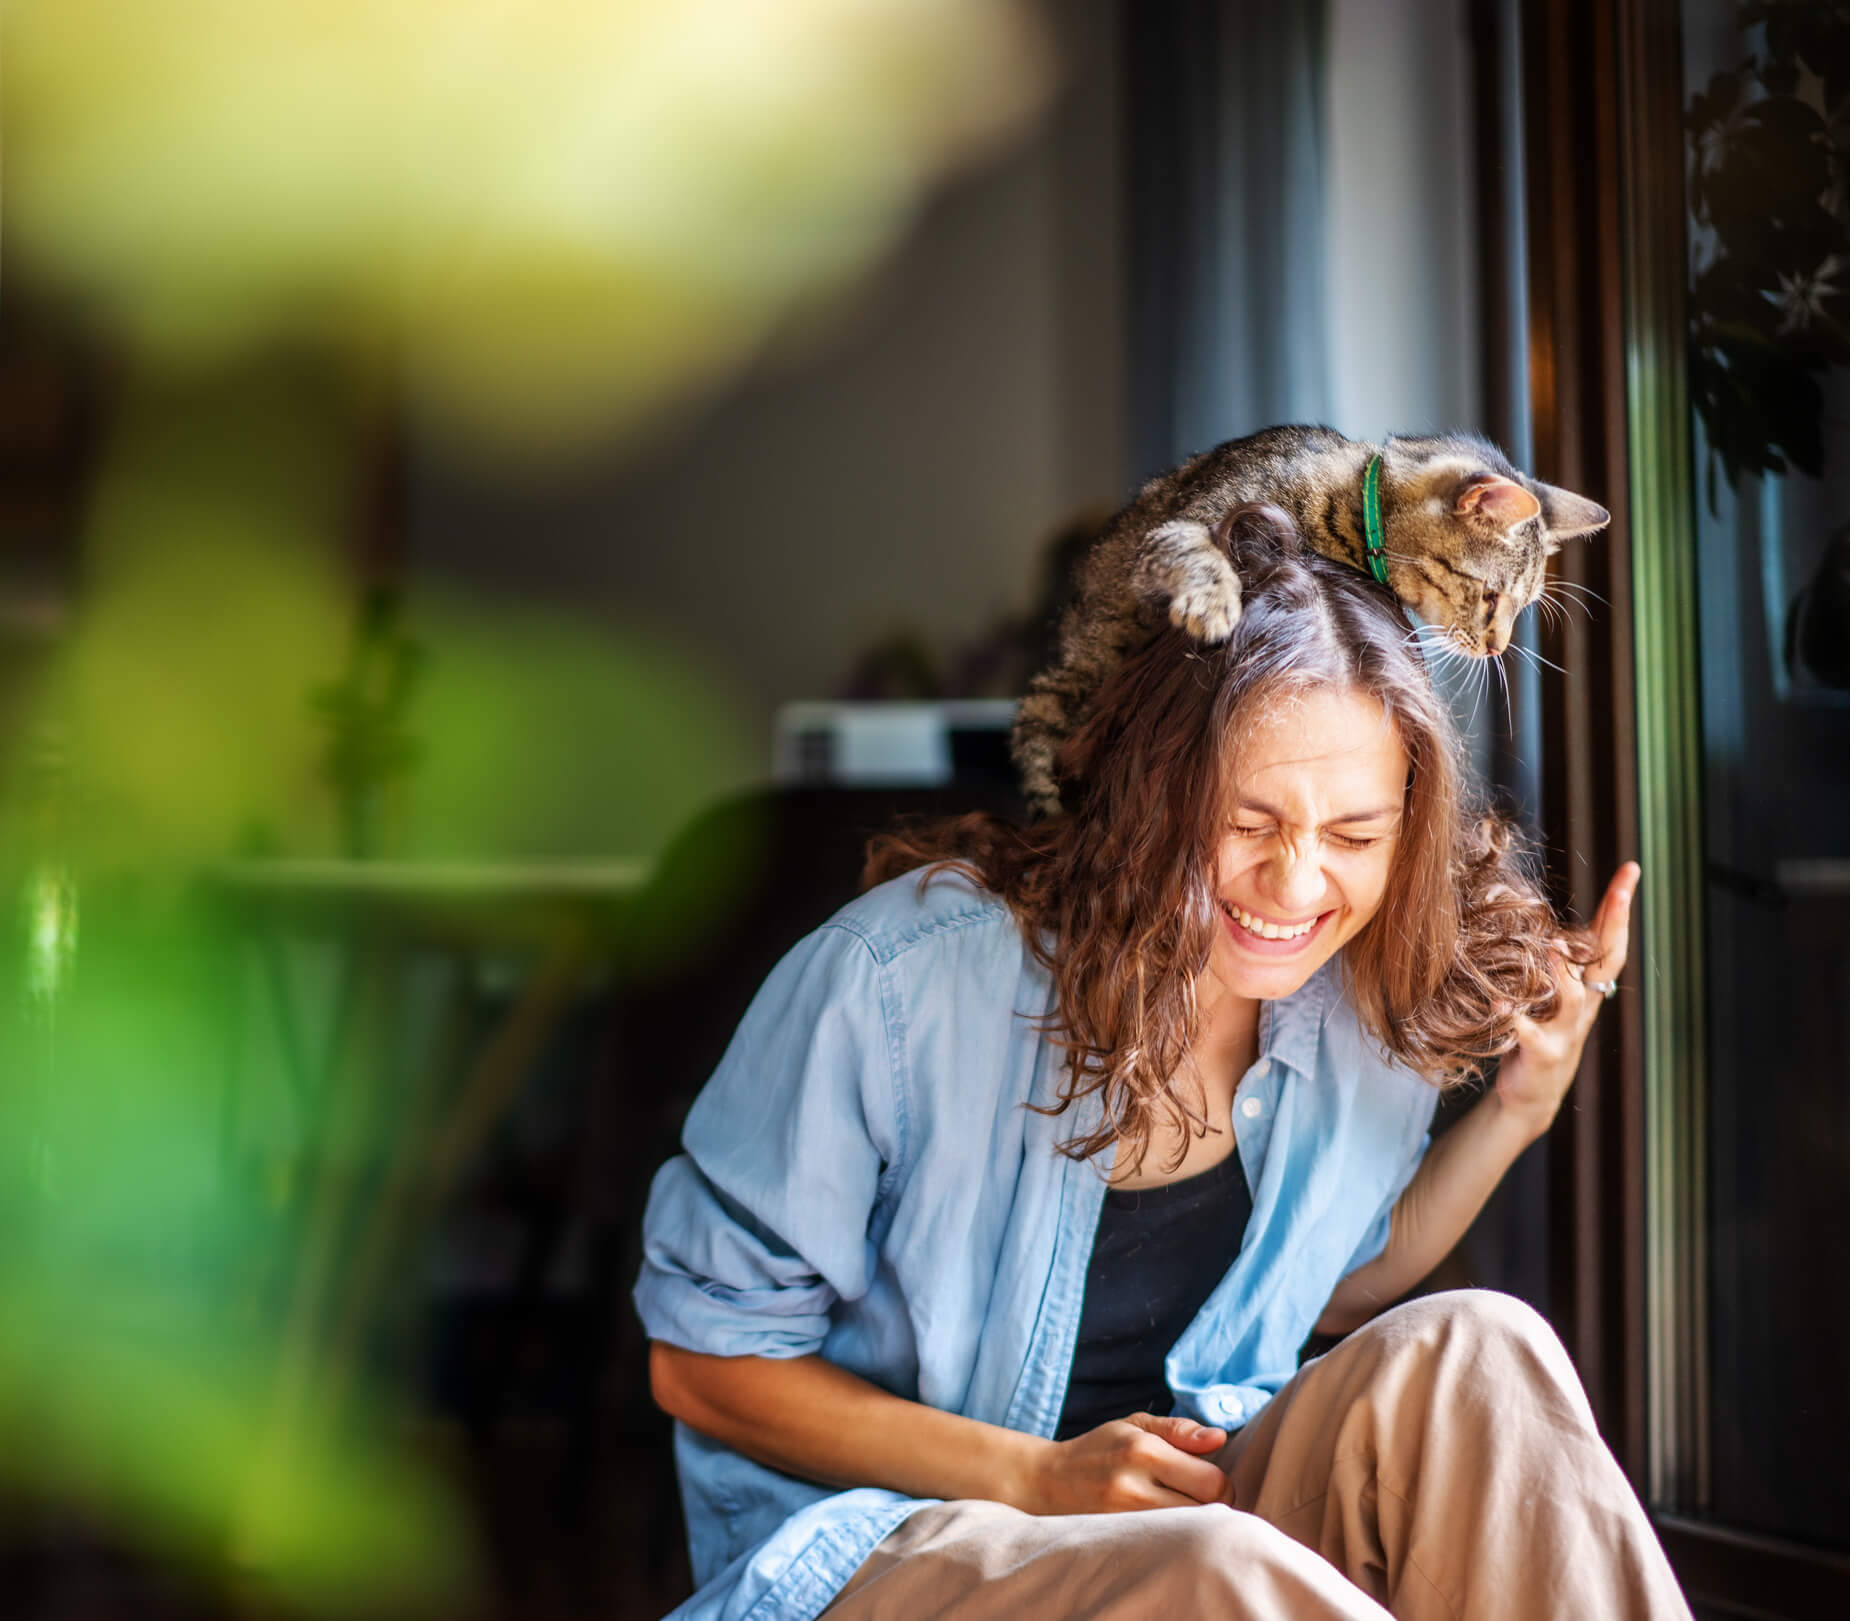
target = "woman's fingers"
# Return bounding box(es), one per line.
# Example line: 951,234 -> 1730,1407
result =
1533,864 -> 1639,1048
1151,1444 -> 1233,1505
1039,1414 -> 1230,1513
1127,1412 -> 1223,1451
1584,861 -> 1641,987
1124,1413 -> 1231,1504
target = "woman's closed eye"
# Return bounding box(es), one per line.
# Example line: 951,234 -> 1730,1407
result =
1231,823 -> 1386,852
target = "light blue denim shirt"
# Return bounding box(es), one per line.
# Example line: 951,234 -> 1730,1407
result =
634,868 -> 1436,1621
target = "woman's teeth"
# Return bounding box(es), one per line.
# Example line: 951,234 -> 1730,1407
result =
1224,903 -> 1319,940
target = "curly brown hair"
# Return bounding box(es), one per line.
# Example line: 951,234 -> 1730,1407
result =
864,506 -> 1594,1178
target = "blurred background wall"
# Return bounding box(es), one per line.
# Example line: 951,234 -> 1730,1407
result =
409,1 -> 1125,790
1325,0 -> 1481,439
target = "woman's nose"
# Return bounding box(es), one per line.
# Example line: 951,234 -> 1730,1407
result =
1264,840 -> 1324,913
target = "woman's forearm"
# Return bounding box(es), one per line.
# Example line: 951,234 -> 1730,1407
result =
1315,1088 -> 1547,1335
650,1341 -> 1048,1508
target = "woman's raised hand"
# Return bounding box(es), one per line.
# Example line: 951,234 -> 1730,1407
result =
1494,861 -> 1641,1137
1020,1413 -> 1231,1514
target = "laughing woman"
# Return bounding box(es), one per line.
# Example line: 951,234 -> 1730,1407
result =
635,510 -> 1689,1621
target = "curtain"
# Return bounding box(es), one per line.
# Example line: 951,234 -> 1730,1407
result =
1125,0 -> 1332,482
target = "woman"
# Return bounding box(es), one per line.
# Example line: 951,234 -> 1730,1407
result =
635,513 -> 1686,1620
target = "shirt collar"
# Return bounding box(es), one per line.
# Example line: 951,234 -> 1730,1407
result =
1257,957 -> 1337,1079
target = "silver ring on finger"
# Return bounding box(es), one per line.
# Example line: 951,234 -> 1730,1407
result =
1588,978 -> 1618,1000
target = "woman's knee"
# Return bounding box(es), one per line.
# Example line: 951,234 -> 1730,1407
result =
1393,1289 -> 1591,1412
1411,1286 -> 1556,1345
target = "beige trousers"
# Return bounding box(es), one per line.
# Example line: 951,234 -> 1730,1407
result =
822,1292 -> 1692,1620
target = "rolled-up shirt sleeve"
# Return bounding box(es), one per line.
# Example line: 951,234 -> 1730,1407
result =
634,921 -> 903,1360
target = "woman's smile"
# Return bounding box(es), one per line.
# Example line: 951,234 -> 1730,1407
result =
1216,897 -> 1334,954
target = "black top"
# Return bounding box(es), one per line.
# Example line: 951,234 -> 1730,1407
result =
1052,1148 -> 1254,1441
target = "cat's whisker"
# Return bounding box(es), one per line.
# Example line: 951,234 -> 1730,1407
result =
1433,623 -> 1493,736
1548,576 -> 1609,608
1509,642 -> 1571,678
1548,572 -> 1605,597
1452,643 -> 1491,736
1468,659 -> 1489,736
1421,631 -> 1463,669
1541,583 -> 1590,623
1492,651 -> 1515,734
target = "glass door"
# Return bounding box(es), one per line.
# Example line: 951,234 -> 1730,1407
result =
1678,0 -> 1850,1558
1622,0 -> 1850,1604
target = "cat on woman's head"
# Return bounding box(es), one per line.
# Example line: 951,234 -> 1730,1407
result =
1012,424 -> 1610,817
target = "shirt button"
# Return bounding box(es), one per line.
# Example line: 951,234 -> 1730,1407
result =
1239,1096 -> 1264,1120
1251,1058 -> 1271,1078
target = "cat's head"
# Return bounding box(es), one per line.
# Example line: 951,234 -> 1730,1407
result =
1375,433 -> 1609,655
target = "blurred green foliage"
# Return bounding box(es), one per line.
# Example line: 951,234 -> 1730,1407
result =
405,589 -> 752,865
311,591 -> 426,861
0,0 -> 1048,1607
0,873 -> 474,1612
34,370 -> 352,869
0,366 -> 760,1607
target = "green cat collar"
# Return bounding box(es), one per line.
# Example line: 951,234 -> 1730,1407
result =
1362,454 -> 1390,586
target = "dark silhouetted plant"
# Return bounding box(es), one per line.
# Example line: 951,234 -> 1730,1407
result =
1687,1 -> 1850,505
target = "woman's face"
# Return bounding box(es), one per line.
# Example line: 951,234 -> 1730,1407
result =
1206,685 -> 1408,1003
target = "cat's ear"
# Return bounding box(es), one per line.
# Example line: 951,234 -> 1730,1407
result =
1531,482 -> 1611,542
1454,473 -> 1541,529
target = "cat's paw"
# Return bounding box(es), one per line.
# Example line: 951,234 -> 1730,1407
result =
1139,519 -> 1244,643
1166,557 -> 1243,643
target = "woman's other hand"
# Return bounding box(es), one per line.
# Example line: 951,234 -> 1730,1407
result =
1494,861 -> 1641,1138
1021,1413 -> 1230,1513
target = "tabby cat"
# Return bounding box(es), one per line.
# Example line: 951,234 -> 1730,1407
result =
1012,425 -> 1610,816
